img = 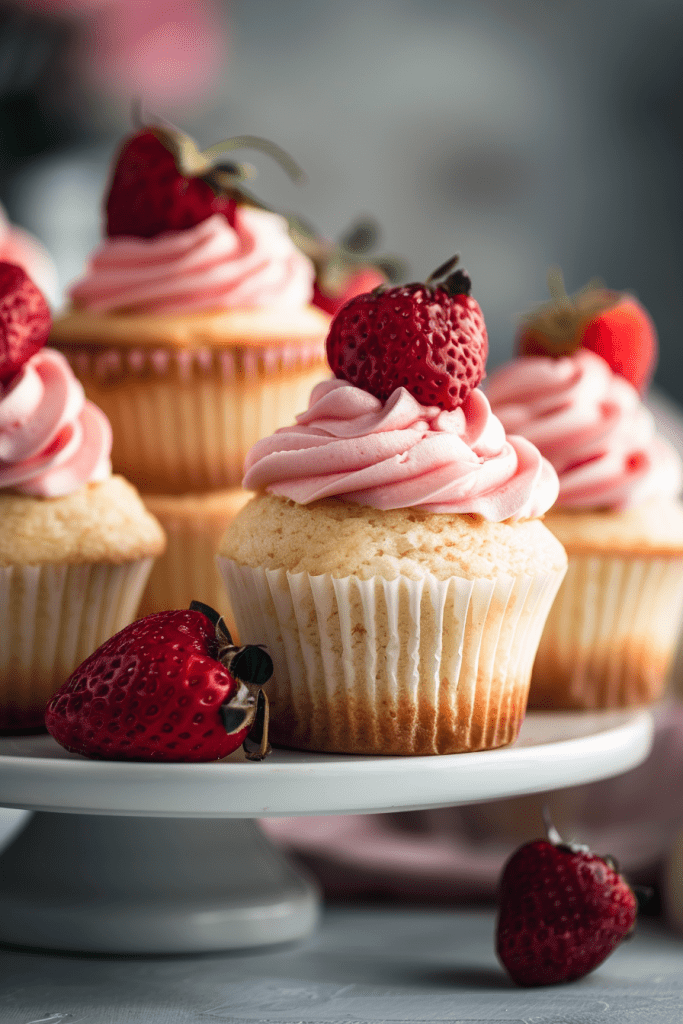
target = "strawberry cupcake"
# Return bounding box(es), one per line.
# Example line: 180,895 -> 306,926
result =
0,263 -> 165,731
487,276 -> 683,709
50,122 -> 329,620
50,122 -> 329,494
217,259 -> 567,755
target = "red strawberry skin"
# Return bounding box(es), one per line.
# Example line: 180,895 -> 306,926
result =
326,282 -> 488,410
0,262 -> 51,385
496,839 -> 637,987
313,267 -> 387,316
105,130 -> 237,239
579,296 -> 657,393
45,610 -> 250,762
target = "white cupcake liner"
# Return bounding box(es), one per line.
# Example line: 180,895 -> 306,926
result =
137,495 -> 250,637
0,558 -> 153,731
217,558 -> 565,755
64,345 -> 328,492
530,553 -> 683,709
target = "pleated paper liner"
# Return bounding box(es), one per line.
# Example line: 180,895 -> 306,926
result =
62,343 -> 328,493
138,489 -> 252,637
218,559 -> 566,755
530,552 -> 683,710
0,558 -> 153,732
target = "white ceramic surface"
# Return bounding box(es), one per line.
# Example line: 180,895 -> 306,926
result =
0,709 -> 654,818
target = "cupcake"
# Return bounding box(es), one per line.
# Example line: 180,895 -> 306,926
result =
49,122 -> 330,623
487,275 -> 683,709
217,259 -> 567,755
137,486 -> 253,633
50,122 -> 330,494
0,263 -> 165,731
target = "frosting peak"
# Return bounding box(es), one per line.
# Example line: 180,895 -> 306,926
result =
486,349 -> 682,510
243,379 -> 559,522
69,207 -> 315,315
0,348 -> 112,497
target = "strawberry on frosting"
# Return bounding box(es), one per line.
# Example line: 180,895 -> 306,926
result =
69,121 -> 316,316
243,257 -> 559,523
486,349 -> 682,511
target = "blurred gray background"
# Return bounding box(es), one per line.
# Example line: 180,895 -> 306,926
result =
2,0 -> 683,398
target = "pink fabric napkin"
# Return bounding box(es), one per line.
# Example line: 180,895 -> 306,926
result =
261,699 -> 683,904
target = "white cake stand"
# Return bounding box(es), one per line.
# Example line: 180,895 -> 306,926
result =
0,709 -> 653,955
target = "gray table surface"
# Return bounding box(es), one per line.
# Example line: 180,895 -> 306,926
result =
1,906 -> 682,1024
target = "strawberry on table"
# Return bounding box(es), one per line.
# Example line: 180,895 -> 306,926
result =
496,812 -> 637,987
45,602 -> 274,762
0,262 -> 52,385
517,269 -> 657,393
325,255 -> 488,410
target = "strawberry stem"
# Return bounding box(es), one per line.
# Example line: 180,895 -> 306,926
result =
201,135 -> 307,185
427,255 -> 460,285
426,254 -> 472,297
541,804 -> 564,845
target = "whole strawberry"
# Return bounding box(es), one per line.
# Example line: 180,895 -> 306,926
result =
0,262 -> 51,385
496,815 -> 637,987
45,602 -> 273,762
288,215 -> 404,316
106,121 -> 304,239
326,255 -> 488,410
517,269 -> 657,393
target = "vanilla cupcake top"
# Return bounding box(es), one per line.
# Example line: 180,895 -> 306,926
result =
68,123 -> 315,316
486,274 -> 682,511
0,263 -> 112,498
242,258 -> 560,523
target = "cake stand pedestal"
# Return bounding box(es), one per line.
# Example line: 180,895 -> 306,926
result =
0,709 -> 654,955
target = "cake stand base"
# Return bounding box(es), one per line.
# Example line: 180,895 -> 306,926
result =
0,813 -> 320,954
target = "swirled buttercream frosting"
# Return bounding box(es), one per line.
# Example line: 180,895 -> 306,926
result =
486,350 -> 682,510
68,208 -> 315,315
243,378 -> 559,522
0,348 -> 112,497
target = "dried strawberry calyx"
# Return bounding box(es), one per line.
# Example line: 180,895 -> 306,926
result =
146,121 -> 306,212
189,600 -> 273,761
425,254 -> 473,297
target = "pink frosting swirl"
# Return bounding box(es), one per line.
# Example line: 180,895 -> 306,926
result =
0,348 -> 112,497
68,208 -> 315,315
486,350 -> 682,510
243,379 -> 559,522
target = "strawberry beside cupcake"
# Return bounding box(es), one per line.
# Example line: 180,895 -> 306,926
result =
217,258 -> 567,756
487,274 -> 683,710
0,263 -> 165,732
